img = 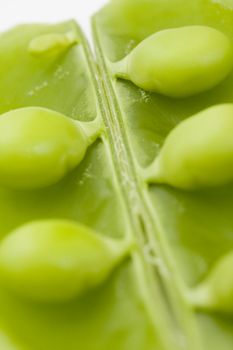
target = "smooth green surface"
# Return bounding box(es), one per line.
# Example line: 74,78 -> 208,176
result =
0,21 -> 158,350
0,219 -> 130,302
29,31 -> 78,58
94,0 -> 233,348
148,104 -> 233,189
190,250 -> 233,313
3,1 -> 233,348
0,107 -> 89,189
114,25 -> 233,97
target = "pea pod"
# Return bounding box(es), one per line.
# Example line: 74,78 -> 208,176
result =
93,0 -> 233,349
2,0 -> 233,349
0,20 -> 160,350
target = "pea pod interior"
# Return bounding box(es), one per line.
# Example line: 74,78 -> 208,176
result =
0,21 -> 161,350
2,1 -> 233,349
93,0 -> 233,349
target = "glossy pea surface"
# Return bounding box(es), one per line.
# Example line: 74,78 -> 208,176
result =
0,220 -> 128,302
0,107 -> 88,189
148,104 -> 233,189
116,25 -> 233,97
190,251 -> 233,313
29,31 -> 78,58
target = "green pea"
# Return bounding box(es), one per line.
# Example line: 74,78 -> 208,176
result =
112,26 -> 233,98
188,251 -> 233,313
145,104 -> 233,190
0,220 -> 131,303
28,31 -> 78,58
0,107 -> 100,189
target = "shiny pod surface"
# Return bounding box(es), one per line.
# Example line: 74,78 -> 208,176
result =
94,0 -> 233,349
0,21 -> 159,350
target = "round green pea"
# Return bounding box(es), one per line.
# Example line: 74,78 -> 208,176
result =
114,26 -> 233,98
0,220 -> 129,302
0,107 -> 88,189
29,31 -> 78,58
190,251 -> 233,313
147,104 -> 233,190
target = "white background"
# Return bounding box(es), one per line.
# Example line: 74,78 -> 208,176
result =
0,0 -> 107,40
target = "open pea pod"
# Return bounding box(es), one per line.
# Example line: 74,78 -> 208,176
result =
93,0 -> 233,349
0,21 -> 163,350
